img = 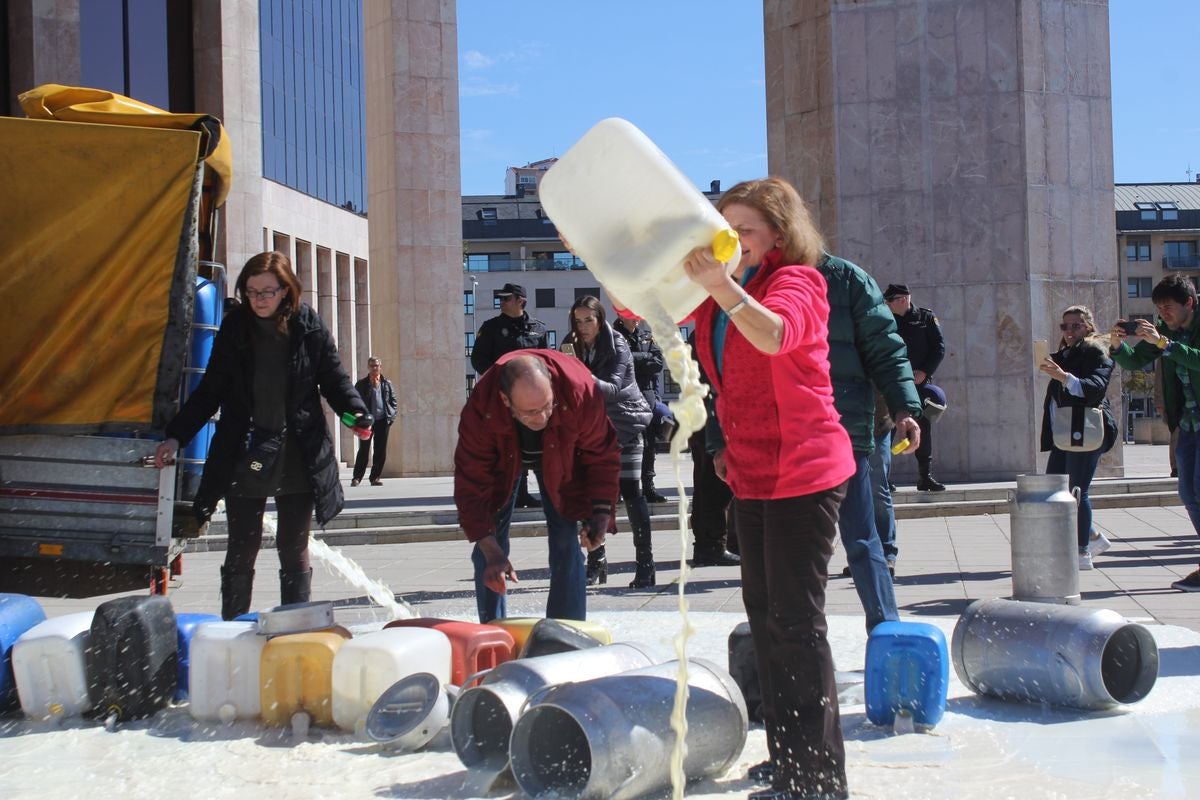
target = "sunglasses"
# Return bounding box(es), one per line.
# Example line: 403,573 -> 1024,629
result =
1059,322 -> 1087,331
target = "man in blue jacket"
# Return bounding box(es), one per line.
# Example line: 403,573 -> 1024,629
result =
819,257 -> 922,630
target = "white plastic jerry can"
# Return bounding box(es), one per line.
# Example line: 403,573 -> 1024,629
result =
539,117 -> 739,324
12,611 -> 95,721
187,621 -> 266,722
331,627 -> 452,734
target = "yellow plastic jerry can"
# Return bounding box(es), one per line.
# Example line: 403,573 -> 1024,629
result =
493,617 -> 612,657
260,631 -> 345,728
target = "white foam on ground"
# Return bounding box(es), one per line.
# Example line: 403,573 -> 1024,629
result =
0,611 -> 1197,799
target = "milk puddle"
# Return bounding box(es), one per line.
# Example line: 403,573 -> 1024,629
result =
262,512 -> 415,622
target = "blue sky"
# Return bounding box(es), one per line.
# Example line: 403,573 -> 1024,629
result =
457,0 -> 1197,195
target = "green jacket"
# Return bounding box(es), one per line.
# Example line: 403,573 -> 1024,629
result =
1111,315 -> 1200,432
817,254 -> 922,453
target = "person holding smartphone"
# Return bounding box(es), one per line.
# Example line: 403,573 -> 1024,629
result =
1038,304 -> 1118,570
1110,274 -> 1200,592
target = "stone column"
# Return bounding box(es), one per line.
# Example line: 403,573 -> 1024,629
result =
193,0 -> 264,287
363,0 -> 463,476
6,0 -> 81,115
765,0 -> 1120,480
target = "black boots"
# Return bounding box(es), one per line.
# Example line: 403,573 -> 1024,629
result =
629,523 -> 656,588
279,568 -> 313,605
692,547 -> 741,567
220,566 -> 255,621
643,484 -> 668,504
917,460 -> 945,491
586,547 -> 608,586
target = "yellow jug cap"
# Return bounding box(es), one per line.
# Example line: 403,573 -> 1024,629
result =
712,229 -> 739,263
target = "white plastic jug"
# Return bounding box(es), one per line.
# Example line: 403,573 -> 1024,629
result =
539,117 -> 738,324
188,621 -> 265,722
331,627 -> 452,734
12,611 -> 94,720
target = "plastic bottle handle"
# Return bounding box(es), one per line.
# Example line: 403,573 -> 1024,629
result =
712,229 -> 740,263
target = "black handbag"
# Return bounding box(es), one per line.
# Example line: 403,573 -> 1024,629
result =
236,426 -> 287,477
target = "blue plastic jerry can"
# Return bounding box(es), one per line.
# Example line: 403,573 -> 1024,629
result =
864,620 -> 949,729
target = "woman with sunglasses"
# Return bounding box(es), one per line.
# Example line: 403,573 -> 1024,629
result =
562,295 -> 654,587
1038,305 -> 1118,569
152,251 -> 370,618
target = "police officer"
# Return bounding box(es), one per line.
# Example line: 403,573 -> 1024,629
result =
885,284 -> 947,491
471,282 -> 549,506
613,315 -> 668,503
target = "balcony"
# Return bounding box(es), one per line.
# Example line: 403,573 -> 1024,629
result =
465,256 -> 588,273
1162,254 -> 1200,270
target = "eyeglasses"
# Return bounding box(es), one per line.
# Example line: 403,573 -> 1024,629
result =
1059,322 -> 1087,331
245,286 -> 284,301
508,399 -> 556,422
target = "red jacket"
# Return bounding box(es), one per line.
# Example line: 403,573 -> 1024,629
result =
454,349 -> 621,542
693,248 -> 855,500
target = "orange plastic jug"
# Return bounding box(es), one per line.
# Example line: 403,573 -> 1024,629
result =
260,631 -> 344,728
386,618 -> 514,685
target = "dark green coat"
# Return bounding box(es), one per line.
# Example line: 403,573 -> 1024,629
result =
1112,315 -> 1200,432
816,254 -> 922,453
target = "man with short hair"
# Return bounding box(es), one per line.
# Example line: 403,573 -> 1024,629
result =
454,350 -> 621,621
351,356 -> 397,486
471,283 -> 549,507
886,284 -> 948,491
1110,274 -> 1200,592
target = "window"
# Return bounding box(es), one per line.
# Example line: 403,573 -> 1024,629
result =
465,331 -> 475,356
1164,240 -> 1199,269
259,0 -> 367,213
574,287 -> 601,301
547,330 -> 557,349
493,296 -> 502,310
663,369 -> 681,396
1127,277 -> 1152,298
464,291 -> 475,315
467,253 -> 505,272
517,175 -> 536,184
1134,202 -> 1157,222
535,288 -> 555,308
1126,238 -> 1150,261
466,374 -> 475,398
1158,202 -> 1179,222
480,208 -> 498,225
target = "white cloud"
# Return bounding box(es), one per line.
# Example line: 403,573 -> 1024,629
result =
460,79 -> 519,97
462,50 -> 493,69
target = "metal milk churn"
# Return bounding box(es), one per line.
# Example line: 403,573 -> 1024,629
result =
1009,473 -> 1080,604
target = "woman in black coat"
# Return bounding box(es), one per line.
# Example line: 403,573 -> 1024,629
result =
1038,304 -> 1118,570
154,251 -> 370,618
562,296 -> 655,587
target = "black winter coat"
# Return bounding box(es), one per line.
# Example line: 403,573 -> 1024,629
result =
354,375 -> 398,426
894,306 -> 945,378
471,312 -> 549,374
563,322 -> 651,445
1039,337 -> 1118,453
165,304 -> 368,525
614,319 -> 665,402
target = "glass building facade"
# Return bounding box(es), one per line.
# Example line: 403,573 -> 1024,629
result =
260,0 -> 367,214
79,0 -> 194,113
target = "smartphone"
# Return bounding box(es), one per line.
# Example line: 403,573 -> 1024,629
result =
1033,339 -> 1049,369
1118,320 -> 1140,336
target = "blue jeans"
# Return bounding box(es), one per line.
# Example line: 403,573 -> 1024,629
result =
1045,446 -> 1104,549
472,471 -> 587,623
1174,430 -> 1200,536
868,435 -> 897,563
838,453 -> 900,631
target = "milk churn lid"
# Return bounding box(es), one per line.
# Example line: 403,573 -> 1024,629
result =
366,672 -> 449,750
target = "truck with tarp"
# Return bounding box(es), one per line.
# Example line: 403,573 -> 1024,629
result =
0,84 -> 232,597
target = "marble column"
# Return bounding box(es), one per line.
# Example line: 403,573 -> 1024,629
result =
192,0 -> 265,287
363,0 -> 463,475
765,0 -> 1121,480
